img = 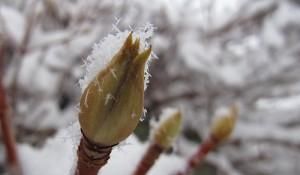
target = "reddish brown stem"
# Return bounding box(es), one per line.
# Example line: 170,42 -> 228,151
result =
75,131 -> 115,175
0,84 -> 21,174
0,41 -> 22,175
176,136 -> 218,175
132,143 -> 164,175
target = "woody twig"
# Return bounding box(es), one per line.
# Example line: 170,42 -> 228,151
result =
0,41 -> 23,175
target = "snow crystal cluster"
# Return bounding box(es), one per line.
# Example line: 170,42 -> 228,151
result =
79,23 -> 155,92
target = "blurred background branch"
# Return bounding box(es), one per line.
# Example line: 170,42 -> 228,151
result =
1,0 -> 300,174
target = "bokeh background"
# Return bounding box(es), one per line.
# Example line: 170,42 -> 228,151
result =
1,0 -> 300,174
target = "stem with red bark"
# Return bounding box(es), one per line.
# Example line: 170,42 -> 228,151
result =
0,45 -> 23,175
75,131 -> 116,175
132,143 -> 164,175
176,136 -> 218,175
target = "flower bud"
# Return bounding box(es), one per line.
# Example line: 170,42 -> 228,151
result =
210,105 -> 238,142
152,109 -> 182,149
79,33 -> 152,146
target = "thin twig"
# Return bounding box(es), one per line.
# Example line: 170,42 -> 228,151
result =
0,42 -> 23,175
132,143 -> 164,175
9,0 -> 37,109
176,136 -> 218,175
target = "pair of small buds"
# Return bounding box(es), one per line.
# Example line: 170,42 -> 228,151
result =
152,104 -> 237,149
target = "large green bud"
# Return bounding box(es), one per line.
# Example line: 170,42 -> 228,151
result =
79,33 -> 151,145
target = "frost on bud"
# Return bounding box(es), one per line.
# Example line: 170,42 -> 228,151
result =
152,108 -> 182,149
79,33 -> 152,146
210,105 -> 238,142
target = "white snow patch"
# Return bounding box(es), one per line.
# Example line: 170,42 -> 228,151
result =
217,65 -> 244,86
19,122 -> 81,175
256,94 -> 300,110
233,122 -> 300,146
17,51 -> 42,92
0,6 -> 25,44
214,106 -> 232,119
19,126 -> 185,175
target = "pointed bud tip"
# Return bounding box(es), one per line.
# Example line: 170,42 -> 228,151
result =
124,32 -> 133,48
134,46 -> 152,65
133,38 -> 140,47
131,38 -> 140,56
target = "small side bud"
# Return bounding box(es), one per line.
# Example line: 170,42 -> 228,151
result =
210,105 -> 238,142
152,108 -> 182,149
133,108 -> 182,175
176,105 -> 238,175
